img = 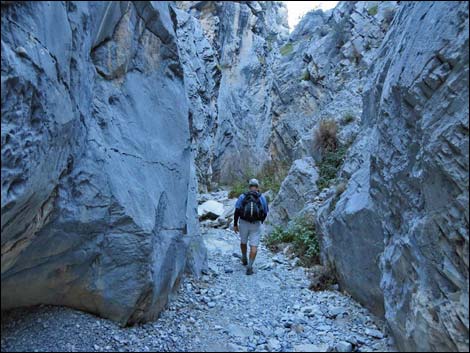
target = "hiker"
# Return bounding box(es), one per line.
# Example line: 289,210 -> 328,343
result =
233,178 -> 269,275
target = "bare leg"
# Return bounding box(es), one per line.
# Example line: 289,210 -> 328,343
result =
249,246 -> 258,263
240,243 -> 248,265
246,246 -> 257,275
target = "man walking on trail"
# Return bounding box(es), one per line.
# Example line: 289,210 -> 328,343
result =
233,178 -> 269,275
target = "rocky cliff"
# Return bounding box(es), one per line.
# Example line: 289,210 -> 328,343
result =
267,1 -> 469,351
367,2 -> 469,350
1,1 -> 206,325
175,1 -> 289,185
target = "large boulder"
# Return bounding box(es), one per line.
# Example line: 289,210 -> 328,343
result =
265,157 -> 318,233
198,200 -> 225,220
316,129 -> 385,316
1,1 -> 206,325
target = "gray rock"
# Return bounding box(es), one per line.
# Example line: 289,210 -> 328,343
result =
335,341 -> 353,352
329,307 -> 347,318
315,130 -> 385,317
365,1 -> 469,351
267,338 -> 281,351
228,324 -> 254,339
198,200 -> 225,220
265,157 -> 318,232
1,1 -> 206,325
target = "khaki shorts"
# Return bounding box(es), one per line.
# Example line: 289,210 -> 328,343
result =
239,219 -> 262,247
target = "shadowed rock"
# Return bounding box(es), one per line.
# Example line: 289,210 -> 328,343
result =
1,1 -> 206,325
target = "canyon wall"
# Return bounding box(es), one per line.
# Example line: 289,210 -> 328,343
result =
1,1 -> 206,325
268,2 -> 469,351
1,1 -> 468,351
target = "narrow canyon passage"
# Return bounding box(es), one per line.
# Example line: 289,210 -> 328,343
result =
1,191 -> 394,353
1,1 -> 468,352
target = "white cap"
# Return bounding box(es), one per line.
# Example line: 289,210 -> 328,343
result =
248,178 -> 259,187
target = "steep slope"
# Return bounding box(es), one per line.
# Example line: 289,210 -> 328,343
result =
1,1 -> 206,325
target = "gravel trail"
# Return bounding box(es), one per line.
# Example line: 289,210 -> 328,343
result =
1,227 -> 395,352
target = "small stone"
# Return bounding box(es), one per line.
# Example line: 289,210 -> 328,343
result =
336,341 -> 353,352
329,307 -> 347,318
207,301 -> 216,308
267,338 -> 281,351
15,46 -> 28,57
365,328 -> 384,339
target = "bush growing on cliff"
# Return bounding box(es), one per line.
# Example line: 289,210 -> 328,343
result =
367,4 -> 378,16
280,42 -> 294,56
342,112 -> 355,124
300,69 -> 311,81
228,160 -> 289,198
316,144 -> 348,190
314,119 -> 338,152
265,216 -> 320,267
228,180 -> 248,199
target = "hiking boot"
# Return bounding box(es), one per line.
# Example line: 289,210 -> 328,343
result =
242,256 -> 248,266
246,266 -> 254,275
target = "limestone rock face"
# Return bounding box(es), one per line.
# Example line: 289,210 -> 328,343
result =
173,7 -> 220,192
315,1 -> 469,351
265,157 -> 318,233
175,1 -> 289,184
263,2 -> 468,351
1,1 -> 206,325
316,129 -> 385,317
269,1 -> 397,165
366,2 -> 469,351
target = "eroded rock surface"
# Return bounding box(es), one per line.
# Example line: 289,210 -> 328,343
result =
1,1 -> 206,325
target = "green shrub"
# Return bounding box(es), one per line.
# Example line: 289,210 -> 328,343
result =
342,112 -> 355,124
265,216 -> 320,267
228,180 -> 248,198
280,42 -> 294,56
300,69 -> 311,81
367,4 -> 378,16
316,144 -> 348,190
228,160 -> 289,199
